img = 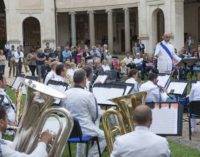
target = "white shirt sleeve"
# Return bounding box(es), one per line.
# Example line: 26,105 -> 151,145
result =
110,138 -> 120,157
2,142 -> 48,157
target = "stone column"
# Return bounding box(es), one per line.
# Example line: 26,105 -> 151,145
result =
107,9 -> 113,53
124,8 -> 130,52
69,11 -> 76,46
88,10 -> 95,47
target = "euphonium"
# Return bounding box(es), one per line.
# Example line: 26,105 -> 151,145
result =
12,79 -> 74,157
102,91 -> 147,154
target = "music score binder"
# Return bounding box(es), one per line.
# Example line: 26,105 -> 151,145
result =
93,83 -> 126,106
147,102 -> 183,136
167,81 -> 188,95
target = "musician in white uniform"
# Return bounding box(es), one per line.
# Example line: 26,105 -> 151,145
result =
154,33 -> 181,74
0,107 -> 53,157
189,73 -> 200,132
83,65 -> 93,91
44,61 -> 60,84
111,105 -> 171,157
125,69 -> 139,93
140,73 -> 168,102
62,69 -> 106,157
0,75 -> 15,124
52,64 -> 67,82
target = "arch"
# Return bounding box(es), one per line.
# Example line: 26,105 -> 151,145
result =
23,17 -> 41,54
152,8 -> 165,45
0,0 -> 6,49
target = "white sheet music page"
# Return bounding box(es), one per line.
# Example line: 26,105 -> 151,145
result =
94,75 -> 108,84
93,87 -> 124,105
167,82 -> 187,95
157,75 -> 170,88
124,86 -> 132,95
150,103 -> 178,135
12,77 -> 24,90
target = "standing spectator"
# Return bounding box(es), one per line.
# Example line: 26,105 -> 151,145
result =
14,46 -> 24,76
186,36 -> 194,54
62,46 -> 72,63
0,50 -> 6,74
138,40 -> 145,54
8,45 -> 16,78
49,48 -> 59,62
106,52 -> 112,66
54,46 -> 62,62
71,46 -> 78,64
77,46 -> 83,64
44,42 -> 52,60
19,45 -> 28,73
36,48 -> 46,81
4,42 -> 10,60
27,49 -> 37,76
132,42 -> 140,54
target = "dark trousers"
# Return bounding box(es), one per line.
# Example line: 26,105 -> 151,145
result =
16,63 -> 22,76
29,65 -> 36,76
0,65 -> 5,75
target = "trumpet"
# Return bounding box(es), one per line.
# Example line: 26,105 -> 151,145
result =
102,91 -> 147,154
12,79 -> 74,157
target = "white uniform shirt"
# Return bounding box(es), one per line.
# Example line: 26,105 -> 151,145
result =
0,132 -> 48,157
61,87 -> 104,136
0,88 -> 16,123
189,82 -> 200,101
111,126 -> 171,157
52,75 -> 65,82
44,71 -> 56,85
154,41 -> 181,74
14,51 -> 24,63
125,78 -> 139,93
140,81 -> 167,102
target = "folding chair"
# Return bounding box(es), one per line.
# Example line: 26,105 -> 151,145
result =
188,101 -> 200,140
67,118 -> 101,157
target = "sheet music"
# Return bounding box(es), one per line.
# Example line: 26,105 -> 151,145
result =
93,87 -> 124,105
94,75 -> 108,84
150,103 -> 178,134
167,82 -> 187,95
12,77 -> 24,90
191,81 -> 200,89
124,86 -> 132,95
157,75 -> 170,88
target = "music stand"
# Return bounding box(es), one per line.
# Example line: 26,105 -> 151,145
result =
147,102 -> 183,136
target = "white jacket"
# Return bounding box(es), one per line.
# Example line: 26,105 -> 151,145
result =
111,126 -> 171,157
155,41 -> 181,74
140,81 -> 168,102
62,87 -> 104,136
189,81 -> 200,101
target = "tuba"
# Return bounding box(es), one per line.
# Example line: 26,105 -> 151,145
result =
102,91 -> 147,154
12,79 -> 74,157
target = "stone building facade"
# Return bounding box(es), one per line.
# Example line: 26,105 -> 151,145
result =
0,0 -> 199,54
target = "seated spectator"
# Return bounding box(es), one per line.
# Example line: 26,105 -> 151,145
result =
133,53 -> 143,71
93,58 -> 104,80
120,60 -> 128,79
102,59 -> 111,72
122,53 -> 134,69
111,105 -> 171,157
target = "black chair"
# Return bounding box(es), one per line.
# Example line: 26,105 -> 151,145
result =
67,118 -> 101,157
188,101 -> 200,140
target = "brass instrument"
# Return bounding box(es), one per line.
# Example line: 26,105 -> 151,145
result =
13,79 -> 74,157
102,91 -> 147,154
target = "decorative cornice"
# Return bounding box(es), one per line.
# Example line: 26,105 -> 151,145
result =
56,3 -> 138,13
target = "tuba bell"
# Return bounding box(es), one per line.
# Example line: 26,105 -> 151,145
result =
12,79 -> 74,157
102,91 -> 147,154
